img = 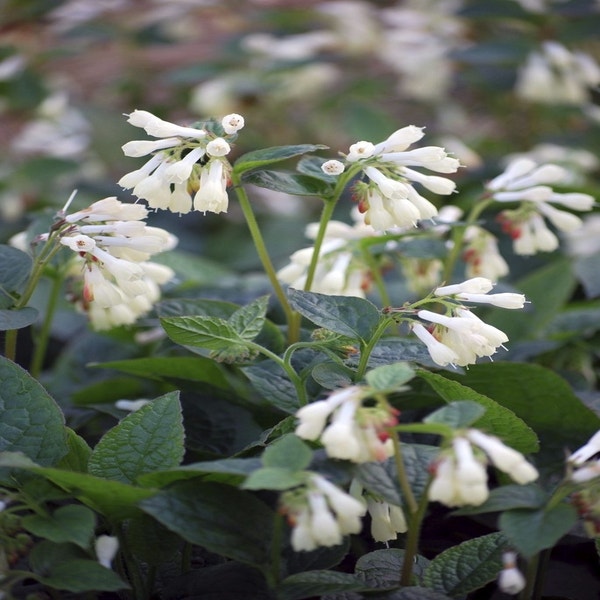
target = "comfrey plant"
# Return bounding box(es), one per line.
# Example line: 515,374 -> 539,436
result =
1,109 -> 599,600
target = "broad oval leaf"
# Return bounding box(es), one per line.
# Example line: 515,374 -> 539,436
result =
288,288 -> 381,341
0,244 -> 33,295
366,363 -> 416,391
0,356 -> 68,466
0,306 -> 39,330
21,505 -> 96,549
242,170 -> 332,196
88,391 -> 184,484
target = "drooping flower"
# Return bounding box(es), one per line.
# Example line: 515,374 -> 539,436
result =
347,125 -> 460,232
95,535 -> 119,569
462,226 -> 509,281
428,431 -> 538,507
487,157 -> 595,256
497,551 -> 526,595
295,385 -> 399,463
118,109 -> 242,215
281,473 -> 366,552
59,197 -> 176,330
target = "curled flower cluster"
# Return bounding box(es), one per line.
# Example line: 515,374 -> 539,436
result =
411,277 -> 526,367
118,110 -> 245,215
428,430 -> 539,507
277,214 -> 375,297
348,125 -> 460,231
60,197 -> 176,330
295,385 -> 399,463
488,157 -> 595,255
281,473 -> 366,552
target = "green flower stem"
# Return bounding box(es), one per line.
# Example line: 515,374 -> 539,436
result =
354,316 -> 395,380
230,173 -> 298,343
401,477 -> 431,587
248,342 -> 307,406
442,197 -> 493,283
28,271 -> 62,378
391,432 -> 418,514
3,234 -> 63,363
519,553 -> 540,600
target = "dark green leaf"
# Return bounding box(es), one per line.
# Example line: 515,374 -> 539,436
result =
288,289 -> 381,341
55,428 -> 91,472
355,548 -> 430,588
93,356 -> 230,389
140,480 -> 274,568
161,315 -> 243,350
242,170 -> 332,196
296,156 -> 339,183
453,484 -> 547,515
285,539 -> 350,576
22,505 -> 96,549
234,144 -> 328,174
243,361 -> 299,414
87,391 -> 184,484
0,244 -> 32,294
39,559 -> 129,592
311,362 -> 354,390
499,503 -> 578,559
424,401 -> 487,429
0,306 -> 39,330
279,570 -> 373,600
573,254 -> 600,299
229,294 -> 269,341
422,532 -> 508,597
417,370 -> 538,454
0,356 -> 68,466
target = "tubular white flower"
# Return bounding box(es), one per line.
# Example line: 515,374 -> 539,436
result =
487,158 -> 537,191
418,310 -> 478,333
321,399 -> 362,461
548,192 -> 595,211
206,137 -> 231,157
412,323 -> 459,367
435,277 -> 495,296
569,430 -> 600,465
571,461 -> 600,483
372,125 -> 425,154
60,234 -> 97,252
493,185 -> 553,202
307,492 -> 343,547
221,113 -> 245,134
65,197 -> 148,223
115,399 -> 151,412
537,202 -> 583,232
498,552 -> 526,595
466,429 -> 538,484
193,160 -> 229,214
456,292 -> 527,310
127,110 -> 206,139
401,167 -> 457,194
364,166 -> 410,199
296,401 -> 335,440
428,455 -> 459,506
453,436 -> 489,505
83,264 -> 124,307
169,182 -> 193,214
118,154 -> 164,189
121,137 -> 180,158
347,141 -> 375,162
164,147 -> 206,184
312,475 -> 365,534
530,213 -> 559,252
95,535 -> 119,569
291,509 -> 318,552
405,186 -> 438,220
321,159 -> 345,175
90,246 -> 144,282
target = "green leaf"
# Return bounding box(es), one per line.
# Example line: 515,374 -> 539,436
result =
21,505 -> 96,550
0,244 -> 32,296
422,532 -> 508,597
93,356 -> 230,389
55,429 -> 92,472
288,289 -> 381,341
279,570 -> 373,600
39,558 -> 129,592
417,370 -> 538,454
242,466 -> 306,491
573,254 -> 600,298
29,468 -> 156,520
424,401 -> 487,429
443,363 -> 600,470
285,539 -> 350,576
243,362 -> 299,414
233,144 -> 328,174
296,156 -> 339,183
229,294 -> 269,341
310,362 -> 354,390
87,391 -> 184,484
0,356 -> 68,466
140,480 -> 274,568
499,504 -> 578,559
0,306 -> 39,330
366,363 -> 416,391
452,483 -> 547,515
355,548 -> 430,588
262,434 -> 312,470
242,170 -> 332,196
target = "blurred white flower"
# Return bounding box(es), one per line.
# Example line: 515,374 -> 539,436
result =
95,535 -> 119,569
463,226 -> 509,281
497,551 -> 526,595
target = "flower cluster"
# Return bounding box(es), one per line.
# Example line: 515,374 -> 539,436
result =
118,110 -> 244,215
295,385 -> 399,463
350,480 -> 407,543
281,474 -> 366,552
277,213 -> 375,297
60,197 -> 176,330
411,277 -> 525,367
488,157 -> 595,255
348,125 -> 460,231
516,41 -> 600,108
462,226 -> 509,282
428,429 -> 539,507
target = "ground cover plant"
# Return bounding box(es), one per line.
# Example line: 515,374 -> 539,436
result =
1,1 -> 600,599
